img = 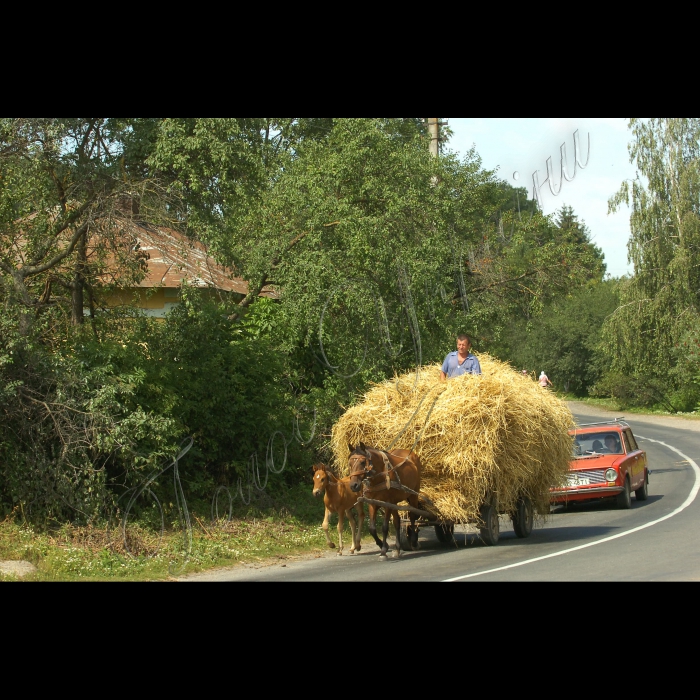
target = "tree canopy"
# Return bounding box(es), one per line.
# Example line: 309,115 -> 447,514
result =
0,117 -> 611,522
604,119 -> 700,400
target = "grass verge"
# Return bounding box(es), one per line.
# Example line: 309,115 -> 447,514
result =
0,484 -> 376,581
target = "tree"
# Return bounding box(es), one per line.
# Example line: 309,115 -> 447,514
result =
147,119 -> 609,374
147,118 -> 429,263
0,118 -> 165,335
449,191 -> 607,350
555,204 -> 605,275
604,118 -> 700,381
502,280 -> 620,395
1,117 -> 619,522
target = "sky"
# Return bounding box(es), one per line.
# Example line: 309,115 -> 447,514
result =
445,118 -> 638,278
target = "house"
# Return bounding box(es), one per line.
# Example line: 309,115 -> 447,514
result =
96,219 -> 277,318
7,197 -> 274,319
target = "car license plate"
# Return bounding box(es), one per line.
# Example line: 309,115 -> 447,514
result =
568,476 -> 590,486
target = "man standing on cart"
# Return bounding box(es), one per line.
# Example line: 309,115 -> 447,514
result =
440,334 -> 482,381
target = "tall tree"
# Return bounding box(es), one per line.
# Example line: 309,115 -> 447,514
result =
0,118 -> 163,335
555,204 -> 605,273
148,119 -> 607,376
147,118 -> 428,260
501,280 -> 620,395
605,118 -> 700,378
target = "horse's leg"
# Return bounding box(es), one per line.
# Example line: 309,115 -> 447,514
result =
408,496 -> 420,551
391,508 -> 402,558
380,506 -> 392,559
355,504 -> 364,553
346,509 -> 358,554
336,509 -> 345,556
322,507 -> 335,550
368,505 -> 383,549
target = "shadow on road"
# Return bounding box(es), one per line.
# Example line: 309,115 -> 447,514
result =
350,520 -> 625,561
553,494 -> 663,512
532,524 -> 622,542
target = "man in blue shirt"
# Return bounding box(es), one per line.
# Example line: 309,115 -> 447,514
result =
440,334 -> 482,380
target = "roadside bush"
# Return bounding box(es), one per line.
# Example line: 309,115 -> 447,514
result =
589,325 -> 700,414
143,290 -> 309,497
0,290 -> 318,524
670,327 -> 700,411
0,317 -> 180,523
589,372 -> 677,413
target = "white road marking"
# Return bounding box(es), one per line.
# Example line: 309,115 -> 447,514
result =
443,435 -> 700,582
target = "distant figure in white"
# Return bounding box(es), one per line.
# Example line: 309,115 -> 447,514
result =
539,371 -> 553,388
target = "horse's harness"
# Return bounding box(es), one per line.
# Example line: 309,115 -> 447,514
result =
349,448 -> 417,495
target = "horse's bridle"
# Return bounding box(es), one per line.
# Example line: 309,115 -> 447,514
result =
348,447 -> 374,479
349,447 -> 410,492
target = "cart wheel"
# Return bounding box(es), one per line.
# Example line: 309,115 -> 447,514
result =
512,496 -> 534,539
479,504 -> 499,546
434,522 -> 454,544
399,523 -> 420,551
399,524 -> 412,551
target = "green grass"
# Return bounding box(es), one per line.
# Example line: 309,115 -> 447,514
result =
0,483 -> 379,581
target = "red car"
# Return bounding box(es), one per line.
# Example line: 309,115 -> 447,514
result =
551,420 -> 649,509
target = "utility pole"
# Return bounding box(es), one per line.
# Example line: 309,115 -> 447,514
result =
428,118 -> 440,158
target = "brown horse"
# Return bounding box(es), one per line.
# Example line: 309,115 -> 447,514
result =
312,464 -> 364,556
347,443 -> 422,560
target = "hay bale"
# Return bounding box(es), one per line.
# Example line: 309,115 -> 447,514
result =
330,355 -> 574,522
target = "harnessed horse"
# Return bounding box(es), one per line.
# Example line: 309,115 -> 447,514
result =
347,443 -> 422,559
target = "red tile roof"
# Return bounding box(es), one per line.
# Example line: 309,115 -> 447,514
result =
100,221 -> 277,298
11,205 -> 277,299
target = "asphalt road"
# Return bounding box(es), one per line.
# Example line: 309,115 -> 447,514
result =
182,403 -> 700,582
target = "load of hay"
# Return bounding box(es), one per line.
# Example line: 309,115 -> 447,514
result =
330,355 -> 574,523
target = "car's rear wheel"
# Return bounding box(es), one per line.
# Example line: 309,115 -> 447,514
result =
512,496 -> 534,538
617,476 -> 632,509
635,470 -> 649,501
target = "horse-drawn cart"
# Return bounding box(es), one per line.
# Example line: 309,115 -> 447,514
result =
333,357 -> 574,558
358,487 -> 534,550
345,440 -> 535,552
414,491 -> 533,547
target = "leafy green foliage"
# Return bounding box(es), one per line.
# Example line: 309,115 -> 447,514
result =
0,118 -> 175,334
604,118 -> 700,381
589,373 -> 678,413
2,117 -> 611,528
0,287 -> 316,522
500,280 -> 619,396
143,289 -> 306,493
0,316 -> 180,523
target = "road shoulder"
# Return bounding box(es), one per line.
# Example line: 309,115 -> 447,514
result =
567,401 -> 700,433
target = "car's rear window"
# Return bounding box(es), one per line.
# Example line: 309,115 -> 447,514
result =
573,432 -> 625,457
